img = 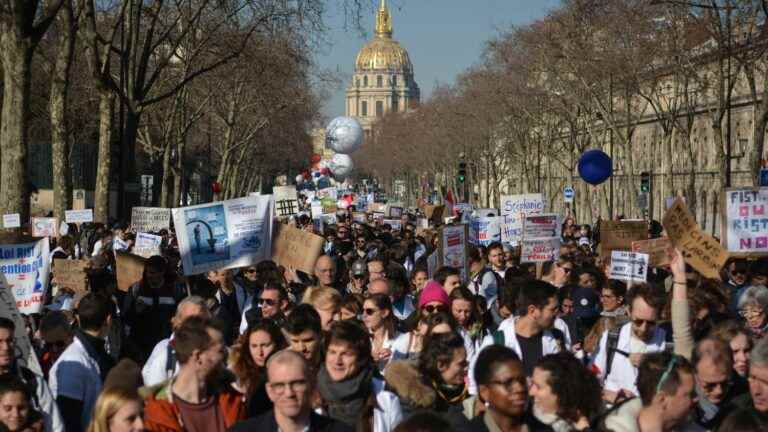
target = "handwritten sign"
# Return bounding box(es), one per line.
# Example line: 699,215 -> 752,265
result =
271,224 -> 325,274
500,194 -> 544,244
31,218 -> 58,238
521,238 -> 560,263
723,188 -> 768,256
2,214 -> 20,229
115,251 -> 146,292
631,237 -> 673,268
610,251 -> 649,283
274,186 -> 300,217
600,220 -> 647,256
663,198 -> 728,279
131,207 -> 171,232
52,259 -> 89,293
65,209 -> 93,224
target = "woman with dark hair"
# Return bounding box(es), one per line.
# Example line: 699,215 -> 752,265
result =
362,294 -> 400,370
317,320 -> 402,432
449,287 -> 489,362
711,320 -> 753,378
340,294 -> 364,321
529,352 -> 602,431
385,332 -> 470,429
583,280 -> 628,354
229,320 -> 287,417
390,311 -> 459,362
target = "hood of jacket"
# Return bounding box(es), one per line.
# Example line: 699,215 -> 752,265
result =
383,360 -> 435,409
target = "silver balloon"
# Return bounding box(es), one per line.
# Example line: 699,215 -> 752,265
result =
329,153 -> 354,177
325,117 -> 363,154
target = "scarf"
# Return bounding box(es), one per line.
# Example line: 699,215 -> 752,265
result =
431,380 -> 468,406
317,365 -> 373,428
532,405 -> 574,432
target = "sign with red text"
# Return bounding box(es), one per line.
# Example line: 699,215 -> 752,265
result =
0,239 -> 50,314
723,188 -> 768,256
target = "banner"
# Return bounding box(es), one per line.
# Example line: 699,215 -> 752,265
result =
115,251 -> 146,292
469,216 -> 501,246
663,198 -> 728,279
439,224 -> 469,281
521,238 -> 560,263
274,186 -> 300,217
723,188 -> 768,256
172,195 -> 273,275
134,232 -> 163,258
0,238 -> 50,314
2,214 -> 20,229
65,209 -> 93,224
52,259 -> 89,293
500,194 -> 544,244
599,220 -> 647,256
609,251 -> 649,283
271,224 -> 324,274
631,238 -> 673,268
31,218 -> 58,238
131,207 -> 171,232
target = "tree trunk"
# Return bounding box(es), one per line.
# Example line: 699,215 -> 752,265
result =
0,43 -> 33,221
160,142 -> 173,207
94,89 -> 115,223
753,101 -> 767,186
50,5 -> 76,222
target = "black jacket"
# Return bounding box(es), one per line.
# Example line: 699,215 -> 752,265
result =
228,411 -> 353,432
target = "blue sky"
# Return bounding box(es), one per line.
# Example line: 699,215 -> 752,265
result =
316,0 -> 562,118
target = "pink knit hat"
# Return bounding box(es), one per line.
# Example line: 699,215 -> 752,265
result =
418,280 -> 450,308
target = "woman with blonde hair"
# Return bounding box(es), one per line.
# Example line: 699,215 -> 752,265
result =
87,386 -> 144,432
303,286 -> 342,331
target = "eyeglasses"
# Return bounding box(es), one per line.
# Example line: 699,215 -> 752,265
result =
740,308 -> 764,318
731,270 -> 747,276
353,274 -> 367,279
699,378 -> 732,393
257,298 -> 277,306
268,379 -> 308,395
243,268 -> 257,274
363,308 -> 380,316
488,376 -> 526,392
632,318 -> 658,328
422,304 -> 445,314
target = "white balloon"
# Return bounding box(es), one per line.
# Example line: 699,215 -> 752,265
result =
325,117 -> 363,154
295,174 -> 304,184
337,199 -> 349,209
329,153 -> 354,177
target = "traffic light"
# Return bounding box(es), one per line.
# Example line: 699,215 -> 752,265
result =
458,161 -> 467,183
640,171 -> 650,193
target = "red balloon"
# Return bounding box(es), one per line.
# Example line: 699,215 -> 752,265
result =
301,170 -> 310,179
212,181 -> 222,194
311,154 -> 322,164
320,168 -> 330,175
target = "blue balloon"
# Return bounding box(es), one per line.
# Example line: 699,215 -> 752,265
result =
578,149 -> 613,185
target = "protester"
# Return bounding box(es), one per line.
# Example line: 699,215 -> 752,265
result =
541,257 -> 574,288
433,267 -> 461,295
37,311 -> 74,380
727,337 -> 768,422
0,375 -> 44,432
468,248 -> 500,305
410,269 -> 428,296
304,287 -> 341,331
449,287 -> 488,361
282,304 -> 324,372
362,294 -> 399,370
340,295 -> 364,321
737,285 -> 768,340
710,320 -> 753,379
86,386 -> 144,432
417,281 -> 450,318
240,284 -> 290,333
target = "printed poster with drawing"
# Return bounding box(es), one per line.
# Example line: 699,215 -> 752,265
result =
440,224 -> 468,281
0,238 -> 50,314
172,196 -> 273,275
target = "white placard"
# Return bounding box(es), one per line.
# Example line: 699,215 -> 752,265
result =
0,238 -> 50,314
172,196 -> 273,275
499,194 -> 544,244
470,216 -> 501,246
523,214 -> 561,240
724,188 -> 768,254
274,186 -> 300,216
521,238 -> 561,263
609,251 -> 649,283
65,209 -> 93,224
133,232 -> 163,258
440,225 -> 468,281
2,214 -> 20,229
131,207 -> 171,232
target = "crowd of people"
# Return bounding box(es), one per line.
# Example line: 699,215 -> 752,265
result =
2,207 -> 768,432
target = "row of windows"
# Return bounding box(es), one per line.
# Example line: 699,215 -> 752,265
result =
359,99 -> 400,117
357,75 -> 398,88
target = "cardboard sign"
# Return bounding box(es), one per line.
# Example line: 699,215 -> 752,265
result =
631,238 -> 673,268
65,209 -> 94,224
663,198 -> 728,279
2,214 -> 20,229
439,224 -> 469,281
274,186 -> 300,217
609,251 -> 649,283
115,251 -> 146,292
271,224 -> 325,274
523,214 -> 560,240
521,238 -> 560,263
723,188 -> 768,256
131,207 -> 171,232
52,259 -> 89,293
31,218 -> 58,238
600,220 -> 647,256
134,232 -> 162,258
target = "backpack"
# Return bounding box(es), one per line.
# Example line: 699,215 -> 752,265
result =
492,327 -> 566,351
18,367 -> 40,409
604,318 -> 630,378
474,267 -> 505,299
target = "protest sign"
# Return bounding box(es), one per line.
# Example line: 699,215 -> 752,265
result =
369,202 -> 388,214
609,251 -> 649,283
523,214 -> 560,240
52,259 -> 89,293
115,251 -> 146,292
599,220 -> 647,256
389,206 -> 404,218
469,216 -> 501,246
501,216 -> 519,246
500,194 -> 544,244
382,219 -> 402,231
271,224 -> 325,274
131,207 -> 171,232
722,188 -> 768,256
316,187 -> 338,201
30,218 -> 58,238
172,195 -> 273,275
427,251 -> 439,278
439,224 -> 469,280
352,212 -> 366,223
0,238 -> 50,314
65,209 -> 93,224
310,201 -> 323,219
274,186 -> 300,217
2,214 -> 20,229
521,238 -> 560,263
134,232 -> 163,258
454,203 -> 473,216
663,198 -> 728,279
631,237 -> 673,268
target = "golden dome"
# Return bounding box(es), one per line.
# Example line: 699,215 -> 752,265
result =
354,0 -> 413,73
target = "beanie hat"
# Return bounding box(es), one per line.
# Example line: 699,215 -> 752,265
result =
418,280 -> 450,308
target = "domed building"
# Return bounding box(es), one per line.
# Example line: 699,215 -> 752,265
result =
346,0 -> 420,133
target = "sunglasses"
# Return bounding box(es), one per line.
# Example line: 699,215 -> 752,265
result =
422,304 -> 445,314
257,298 -> 277,306
363,308 -> 379,316
632,318 -> 658,327
243,268 -> 257,274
